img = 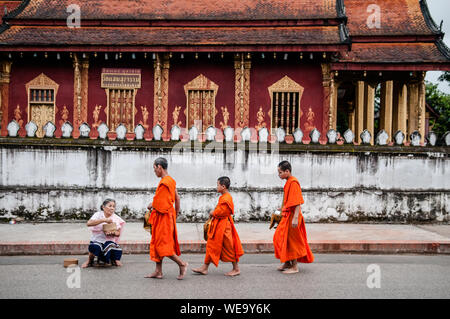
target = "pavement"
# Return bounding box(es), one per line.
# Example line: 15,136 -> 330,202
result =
2,254 -> 450,299
1,222 -> 450,255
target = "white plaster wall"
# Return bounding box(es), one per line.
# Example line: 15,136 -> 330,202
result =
0,146 -> 449,222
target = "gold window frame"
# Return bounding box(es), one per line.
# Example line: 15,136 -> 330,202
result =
268,76 -> 304,135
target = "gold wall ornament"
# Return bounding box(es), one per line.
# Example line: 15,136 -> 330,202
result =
268,76 -> 304,134
255,106 -> 267,131
92,105 -> 102,128
172,106 -> 182,127
59,105 -> 69,127
304,106 -> 316,133
234,53 -> 251,128
184,74 -> 219,130
26,73 -> 58,137
14,104 -> 23,127
219,106 -> 230,130
139,105 -> 150,130
153,53 -> 170,133
72,53 -> 82,129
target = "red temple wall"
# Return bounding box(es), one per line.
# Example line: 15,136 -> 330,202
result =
87,59 -> 154,131
8,59 -> 74,129
249,60 -> 324,138
168,56 -> 235,130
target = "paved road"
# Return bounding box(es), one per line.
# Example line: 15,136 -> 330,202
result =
0,254 -> 449,299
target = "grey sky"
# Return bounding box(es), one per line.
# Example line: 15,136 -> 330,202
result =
425,0 -> 450,93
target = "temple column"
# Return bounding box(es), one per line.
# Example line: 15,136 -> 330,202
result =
354,80 -> 365,144
418,72 -> 426,144
364,81 -> 376,145
347,101 -> 355,134
392,82 -> 407,136
332,81 -> 340,131
321,63 -> 333,139
0,60 -> 12,137
380,80 -> 393,142
80,56 -> 89,125
72,53 -> 82,137
153,53 -> 170,138
407,80 -> 419,141
234,53 -> 251,129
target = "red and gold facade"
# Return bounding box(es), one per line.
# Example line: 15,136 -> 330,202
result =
0,0 -> 449,143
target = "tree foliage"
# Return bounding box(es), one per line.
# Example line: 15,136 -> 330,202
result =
426,79 -> 450,137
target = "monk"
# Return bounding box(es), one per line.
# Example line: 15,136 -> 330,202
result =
192,176 -> 244,276
145,157 -> 188,280
273,160 -> 314,274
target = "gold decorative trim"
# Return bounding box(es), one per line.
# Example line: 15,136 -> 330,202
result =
234,53 -> 251,128
153,53 -> 170,134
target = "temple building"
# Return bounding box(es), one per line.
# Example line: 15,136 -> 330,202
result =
0,0 -> 449,144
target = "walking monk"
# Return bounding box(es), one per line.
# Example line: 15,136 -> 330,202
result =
192,177 -> 244,276
273,160 -> 314,274
145,157 -> 188,280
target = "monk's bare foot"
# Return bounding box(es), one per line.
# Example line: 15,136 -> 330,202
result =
282,267 -> 299,274
277,262 -> 291,271
177,262 -> 188,280
225,269 -> 240,277
192,266 -> 208,275
145,271 -> 163,279
113,260 -> 123,267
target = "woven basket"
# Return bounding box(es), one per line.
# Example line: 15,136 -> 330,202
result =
203,218 -> 212,241
103,223 -> 117,233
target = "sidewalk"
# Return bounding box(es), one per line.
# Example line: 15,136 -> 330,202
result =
1,222 -> 450,255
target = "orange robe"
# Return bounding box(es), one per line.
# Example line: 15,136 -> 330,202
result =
149,175 -> 181,262
205,192 -> 244,267
273,176 -> 314,264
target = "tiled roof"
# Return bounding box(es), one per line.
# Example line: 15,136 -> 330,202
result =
345,0 -> 437,37
13,0 -> 339,21
0,25 -> 342,46
339,43 -> 449,63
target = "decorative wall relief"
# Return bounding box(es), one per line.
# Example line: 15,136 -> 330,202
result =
304,106 -> 316,133
59,105 -> 69,128
14,105 -> 23,128
234,53 -> 251,128
219,106 -> 230,130
255,106 -> 267,131
92,105 -> 102,128
139,105 -> 150,130
172,106 -> 182,128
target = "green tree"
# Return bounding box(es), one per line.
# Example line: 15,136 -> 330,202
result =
438,71 -> 450,84
426,81 -> 450,137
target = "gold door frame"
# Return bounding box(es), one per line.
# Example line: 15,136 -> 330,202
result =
268,76 -> 304,135
184,74 -> 219,130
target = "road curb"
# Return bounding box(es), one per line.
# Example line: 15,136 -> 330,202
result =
1,240 -> 450,255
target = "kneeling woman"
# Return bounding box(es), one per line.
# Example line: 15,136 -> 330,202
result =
82,199 -> 126,268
